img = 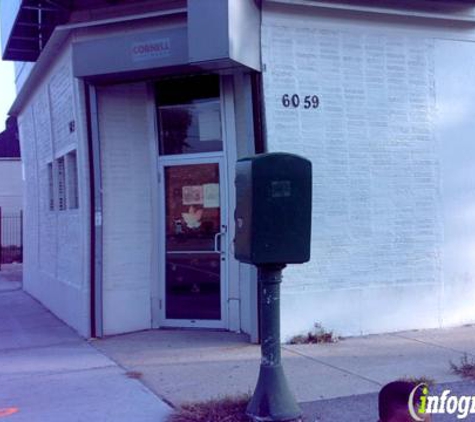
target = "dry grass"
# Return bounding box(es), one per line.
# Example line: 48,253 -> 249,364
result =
288,323 -> 339,345
398,376 -> 435,387
125,370 -> 143,379
450,353 -> 475,380
168,395 -> 251,422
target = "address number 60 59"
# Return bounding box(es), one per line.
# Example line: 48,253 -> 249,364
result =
282,94 -> 320,109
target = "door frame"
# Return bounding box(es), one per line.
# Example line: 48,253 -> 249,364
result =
157,155 -> 228,329
150,75 -> 242,332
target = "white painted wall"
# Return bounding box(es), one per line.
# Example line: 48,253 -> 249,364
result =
0,159 -> 22,249
0,159 -> 22,214
261,5 -> 475,339
97,83 -> 154,335
435,40 -> 475,327
17,46 -> 90,337
14,62 -> 34,93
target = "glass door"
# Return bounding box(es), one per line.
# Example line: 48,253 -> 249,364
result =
160,159 -> 227,327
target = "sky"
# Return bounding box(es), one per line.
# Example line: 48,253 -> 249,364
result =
0,37 -> 16,133
0,2 -> 18,133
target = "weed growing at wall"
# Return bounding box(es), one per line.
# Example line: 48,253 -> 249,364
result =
450,353 -> 475,380
288,323 -> 339,345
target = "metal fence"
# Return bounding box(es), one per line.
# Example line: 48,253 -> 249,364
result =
0,208 -> 23,268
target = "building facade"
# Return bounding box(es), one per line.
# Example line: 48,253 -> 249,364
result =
2,0 -> 475,341
0,117 -> 22,215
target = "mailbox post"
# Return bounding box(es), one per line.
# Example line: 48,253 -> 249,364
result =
234,153 -> 312,422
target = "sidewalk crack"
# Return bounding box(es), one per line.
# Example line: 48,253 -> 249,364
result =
389,332 -> 475,357
282,346 -> 382,388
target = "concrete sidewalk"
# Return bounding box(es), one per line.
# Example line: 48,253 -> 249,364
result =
92,325 -> 475,401
0,284 -> 171,421
1,271 -> 474,421
0,263 -> 22,292
92,324 -> 475,421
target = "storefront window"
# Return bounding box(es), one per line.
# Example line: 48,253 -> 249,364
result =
156,75 -> 222,155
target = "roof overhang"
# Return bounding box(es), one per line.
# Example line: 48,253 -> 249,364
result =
1,0 -> 71,62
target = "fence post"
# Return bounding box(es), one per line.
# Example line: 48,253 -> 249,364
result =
20,210 -> 23,263
0,206 -> 2,271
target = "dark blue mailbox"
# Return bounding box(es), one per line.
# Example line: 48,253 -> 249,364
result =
234,152 -> 312,265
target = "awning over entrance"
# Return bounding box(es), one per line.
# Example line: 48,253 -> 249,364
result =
72,0 -> 261,82
7,0 -> 262,116
2,0 -> 262,71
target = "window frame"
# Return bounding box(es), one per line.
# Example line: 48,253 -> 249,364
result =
65,150 -> 79,210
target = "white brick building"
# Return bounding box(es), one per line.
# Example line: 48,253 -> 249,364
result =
2,0 -> 475,341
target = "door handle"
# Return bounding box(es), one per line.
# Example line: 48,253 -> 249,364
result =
214,232 -> 222,252
214,225 -> 227,253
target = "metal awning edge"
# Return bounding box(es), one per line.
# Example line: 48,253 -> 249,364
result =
266,0 -> 475,23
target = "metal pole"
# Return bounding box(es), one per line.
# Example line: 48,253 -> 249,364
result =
247,264 -> 302,421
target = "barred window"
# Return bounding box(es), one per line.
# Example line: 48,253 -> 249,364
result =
47,162 -> 54,211
66,150 -> 79,209
57,156 -> 67,211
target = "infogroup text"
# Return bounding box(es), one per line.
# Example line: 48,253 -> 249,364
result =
409,384 -> 475,420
